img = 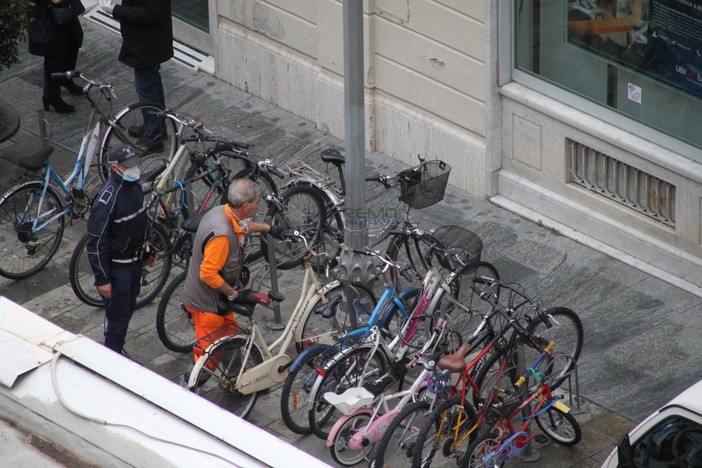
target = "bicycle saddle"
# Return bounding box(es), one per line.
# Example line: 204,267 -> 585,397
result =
313,294 -> 343,319
230,302 -> 255,317
181,212 -> 206,233
18,146 -> 54,171
437,342 -> 471,373
320,148 -> 345,166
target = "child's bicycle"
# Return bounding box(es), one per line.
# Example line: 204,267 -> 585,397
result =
0,71 -> 167,279
459,340 -> 582,468
323,312 -> 456,466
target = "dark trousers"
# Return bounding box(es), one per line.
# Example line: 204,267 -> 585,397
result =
103,263 -> 142,353
134,64 -> 166,139
42,41 -> 79,99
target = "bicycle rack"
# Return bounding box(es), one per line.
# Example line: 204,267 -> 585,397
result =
264,232 -> 284,330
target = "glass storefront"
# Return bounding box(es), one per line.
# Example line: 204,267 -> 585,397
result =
173,0 -> 209,33
514,0 -> 702,151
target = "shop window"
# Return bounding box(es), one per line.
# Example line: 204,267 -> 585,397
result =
514,1 -> 702,151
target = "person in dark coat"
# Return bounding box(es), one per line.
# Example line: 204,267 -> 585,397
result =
86,143 -> 152,355
28,0 -> 85,113
99,0 -> 173,153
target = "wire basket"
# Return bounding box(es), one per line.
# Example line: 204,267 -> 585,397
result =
397,160 -> 451,209
430,225 -> 482,275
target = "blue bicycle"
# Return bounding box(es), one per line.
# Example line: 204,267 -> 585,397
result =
280,245 -> 422,435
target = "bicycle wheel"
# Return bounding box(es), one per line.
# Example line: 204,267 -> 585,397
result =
309,344 -> 388,440
230,159 -> 279,222
68,222 -> 172,308
136,222 -> 172,307
460,432 -> 502,468
261,184 -> 327,270
68,232 -> 104,307
280,348 -> 328,434
384,232 -> 433,290
99,101 -> 178,181
370,400 -> 433,468
523,307 -> 584,390
296,281 -> 377,351
412,396 -> 477,468
156,271 -> 195,353
440,261 -> 501,345
189,335 -> 263,419
0,181 -> 65,279
330,412 -> 375,466
535,405 -> 582,446
471,351 -> 523,415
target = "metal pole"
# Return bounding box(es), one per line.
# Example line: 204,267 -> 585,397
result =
342,0 -> 367,249
338,0 -> 373,325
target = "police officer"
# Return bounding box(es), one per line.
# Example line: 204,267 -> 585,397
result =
87,144 -> 150,355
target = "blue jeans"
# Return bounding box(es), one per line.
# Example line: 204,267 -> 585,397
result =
134,64 -> 166,140
103,263 -> 142,353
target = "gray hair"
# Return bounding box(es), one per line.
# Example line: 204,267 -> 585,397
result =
227,179 -> 260,208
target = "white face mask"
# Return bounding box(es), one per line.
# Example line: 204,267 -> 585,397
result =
121,166 -> 141,182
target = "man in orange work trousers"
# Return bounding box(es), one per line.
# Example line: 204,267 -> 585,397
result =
182,179 -> 283,373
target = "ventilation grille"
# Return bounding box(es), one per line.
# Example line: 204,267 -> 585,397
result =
567,139 -> 676,227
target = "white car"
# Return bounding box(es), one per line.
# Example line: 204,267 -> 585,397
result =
602,380 -> 702,467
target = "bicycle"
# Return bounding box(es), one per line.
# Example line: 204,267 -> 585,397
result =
410,280 -> 584,467
305,227 -> 495,440
280,246 -> 424,435
324,312 -> 456,466
185,230 -> 377,419
261,149 -> 451,277
68,135 -> 284,308
0,71 -> 168,279
460,341 -> 582,468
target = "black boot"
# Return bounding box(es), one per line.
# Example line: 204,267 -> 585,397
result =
62,81 -> 83,96
42,96 -> 75,114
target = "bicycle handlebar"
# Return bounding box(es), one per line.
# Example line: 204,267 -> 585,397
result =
351,247 -> 417,280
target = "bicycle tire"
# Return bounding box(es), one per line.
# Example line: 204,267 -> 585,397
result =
99,101 -> 178,181
261,184 -> 328,270
535,405 -> 582,446
68,222 -> 172,308
309,344 -> 388,440
330,412 -> 375,466
370,400 -> 433,468
523,306 -> 584,390
296,281 -> 377,351
0,181 -> 65,279
384,232 -> 430,289
280,348 -> 328,434
189,335 -> 263,420
471,350 -> 523,414
460,432 -> 502,468
411,396 -> 477,468
68,232 -> 103,307
155,271 -> 195,353
438,261 -> 500,345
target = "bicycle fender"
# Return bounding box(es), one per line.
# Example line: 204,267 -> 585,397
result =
326,408 -> 373,447
288,344 -> 331,372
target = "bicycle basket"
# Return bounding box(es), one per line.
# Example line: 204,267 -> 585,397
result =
430,225 -> 482,275
397,160 -> 451,209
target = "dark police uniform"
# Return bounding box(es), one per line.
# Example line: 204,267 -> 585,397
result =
87,161 -> 148,353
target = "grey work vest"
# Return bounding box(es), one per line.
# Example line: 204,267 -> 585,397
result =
183,206 -> 242,313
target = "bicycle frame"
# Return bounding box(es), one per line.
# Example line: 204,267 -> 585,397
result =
480,344 -> 571,466
326,316 -> 452,450
189,254 -> 345,395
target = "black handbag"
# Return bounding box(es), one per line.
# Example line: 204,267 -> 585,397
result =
26,5 -> 55,49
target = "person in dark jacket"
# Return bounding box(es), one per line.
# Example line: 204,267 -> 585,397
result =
28,0 -> 85,113
99,0 -> 173,153
87,143 -> 152,355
